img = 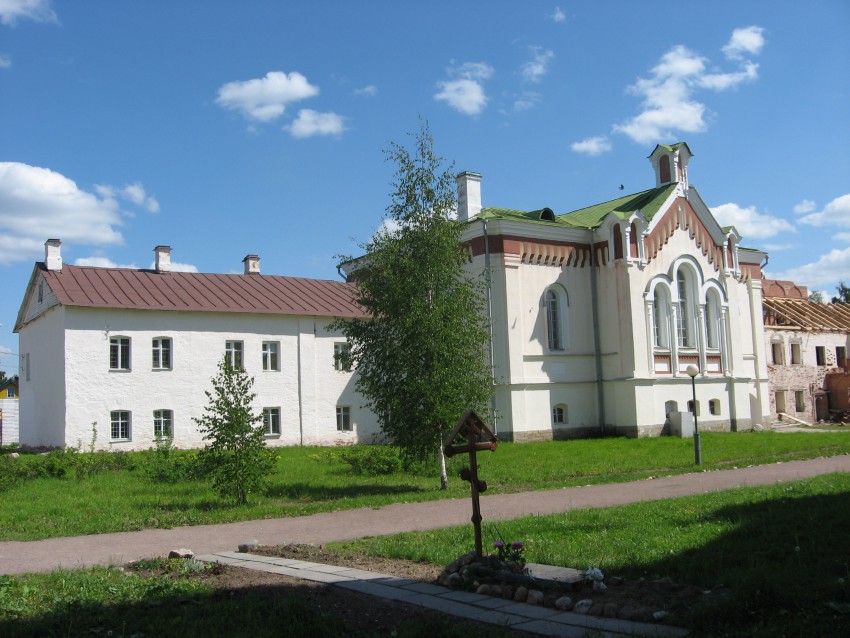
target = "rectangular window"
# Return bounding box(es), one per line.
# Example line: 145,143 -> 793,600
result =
110,336 -> 131,370
6,387 -> 15,398
263,407 -> 281,435
153,409 -> 173,438
709,399 -> 720,416
816,346 -> 826,366
795,391 -> 805,413
225,340 -> 244,369
334,342 -> 351,372
152,338 -> 172,370
790,343 -> 802,365
552,405 -> 568,424
837,347 -> 847,368
336,406 -> 352,431
771,342 -> 784,365
110,410 -> 131,441
262,342 -> 280,371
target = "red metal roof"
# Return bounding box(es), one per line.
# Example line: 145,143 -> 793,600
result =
39,264 -> 366,318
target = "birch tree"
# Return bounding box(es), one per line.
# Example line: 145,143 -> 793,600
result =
333,122 -> 492,488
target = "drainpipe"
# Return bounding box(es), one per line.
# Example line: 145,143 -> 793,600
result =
480,217 -> 498,434
297,328 -> 304,446
589,230 -> 606,433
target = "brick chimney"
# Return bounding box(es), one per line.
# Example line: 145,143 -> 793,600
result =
243,254 -> 260,274
154,245 -> 171,273
456,171 -> 482,222
45,239 -> 62,271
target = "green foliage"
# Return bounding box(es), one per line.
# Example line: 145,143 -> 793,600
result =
338,445 -> 404,476
332,121 -> 492,467
142,435 -> 197,483
194,356 -> 273,504
832,280 -> 850,304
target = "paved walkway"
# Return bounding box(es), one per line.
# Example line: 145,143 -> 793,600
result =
2,455 -> 848,576
195,550 -> 689,638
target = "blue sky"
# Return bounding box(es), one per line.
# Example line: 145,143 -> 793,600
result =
1,1 -> 849,375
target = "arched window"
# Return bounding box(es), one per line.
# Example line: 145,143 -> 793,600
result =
705,290 -> 721,349
629,222 -> 639,258
652,285 -> 671,348
659,155 -> 671,183
676,269 -> 696,348
545,288 -> 567,351
612,224 -> 623,260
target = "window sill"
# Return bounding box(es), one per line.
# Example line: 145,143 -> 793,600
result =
109,369 -> 131,373
152,368 -> 172,372
264,433 -> 281,438
110,438 -> 131,443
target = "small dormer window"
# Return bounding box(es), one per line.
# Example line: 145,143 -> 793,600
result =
540,208 -> 555,221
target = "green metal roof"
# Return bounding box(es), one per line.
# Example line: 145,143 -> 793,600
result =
558,183 -> 677,229
475,183 -> 677,231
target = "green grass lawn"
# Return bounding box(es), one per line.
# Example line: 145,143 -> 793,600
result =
1,431 -> 849,541
334,473 -> 850,637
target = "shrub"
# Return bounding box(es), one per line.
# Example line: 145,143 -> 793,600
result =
339,445 -> 403,476
143,436 -> 195,483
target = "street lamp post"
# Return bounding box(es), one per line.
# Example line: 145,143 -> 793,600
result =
686,364 -> 702,465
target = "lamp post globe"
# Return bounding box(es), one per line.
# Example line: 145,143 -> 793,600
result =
685,364 -> 701,465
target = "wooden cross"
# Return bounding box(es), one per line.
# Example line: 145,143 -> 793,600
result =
443,410 -> 498,557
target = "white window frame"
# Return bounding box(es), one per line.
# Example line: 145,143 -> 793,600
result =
225,340 -> 244,369
652,286 -> 671,349
552,404 -> 568,425
153,409 -> 173,438
152,337 -> 172,370
705,291 -> 721,350
110,336 -> 131,371
334,342 -> 351,371
263,407 -> 281,435
675,270 -> 696,349
336,406 -> 352,432
790,342 -> 802,365
262,341 -> 280,371
545,287 -> 568,352
111,410 -> 131,441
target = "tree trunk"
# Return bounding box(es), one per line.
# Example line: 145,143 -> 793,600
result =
439,440 -> 448,490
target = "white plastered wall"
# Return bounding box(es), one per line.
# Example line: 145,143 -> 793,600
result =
52,307 -> 378,450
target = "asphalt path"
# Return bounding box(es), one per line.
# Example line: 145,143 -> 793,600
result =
1,455 -> 848,575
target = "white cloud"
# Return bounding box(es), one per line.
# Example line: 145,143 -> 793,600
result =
698,61 -> 758,91
74,256 -> 136,269
799,193 -> 850,227
511,93 -> 540,112
0,162 -> 123,265
762,243 -> 794,252
521,47 -> 554,83
147,260 -> 198,273
835,232 -> 850,242
0,0 -> 57,26
216,71 -> 319,123
571,136 -> 612,156
550,7 -> 566,23
711,202 -> 795,239
287,109 -> 346,138
354,85 -> 377,96
723,26 -> 766,60
768,247 -> 850,288
435,62 -> 494,116
614,28 -> 764,144
97,182 -> 160,213
794,199 -> 817,214
0,54 -> 10,68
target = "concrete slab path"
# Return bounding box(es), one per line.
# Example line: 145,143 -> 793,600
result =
194,551 -> 690,638
1,455 -> 848,576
